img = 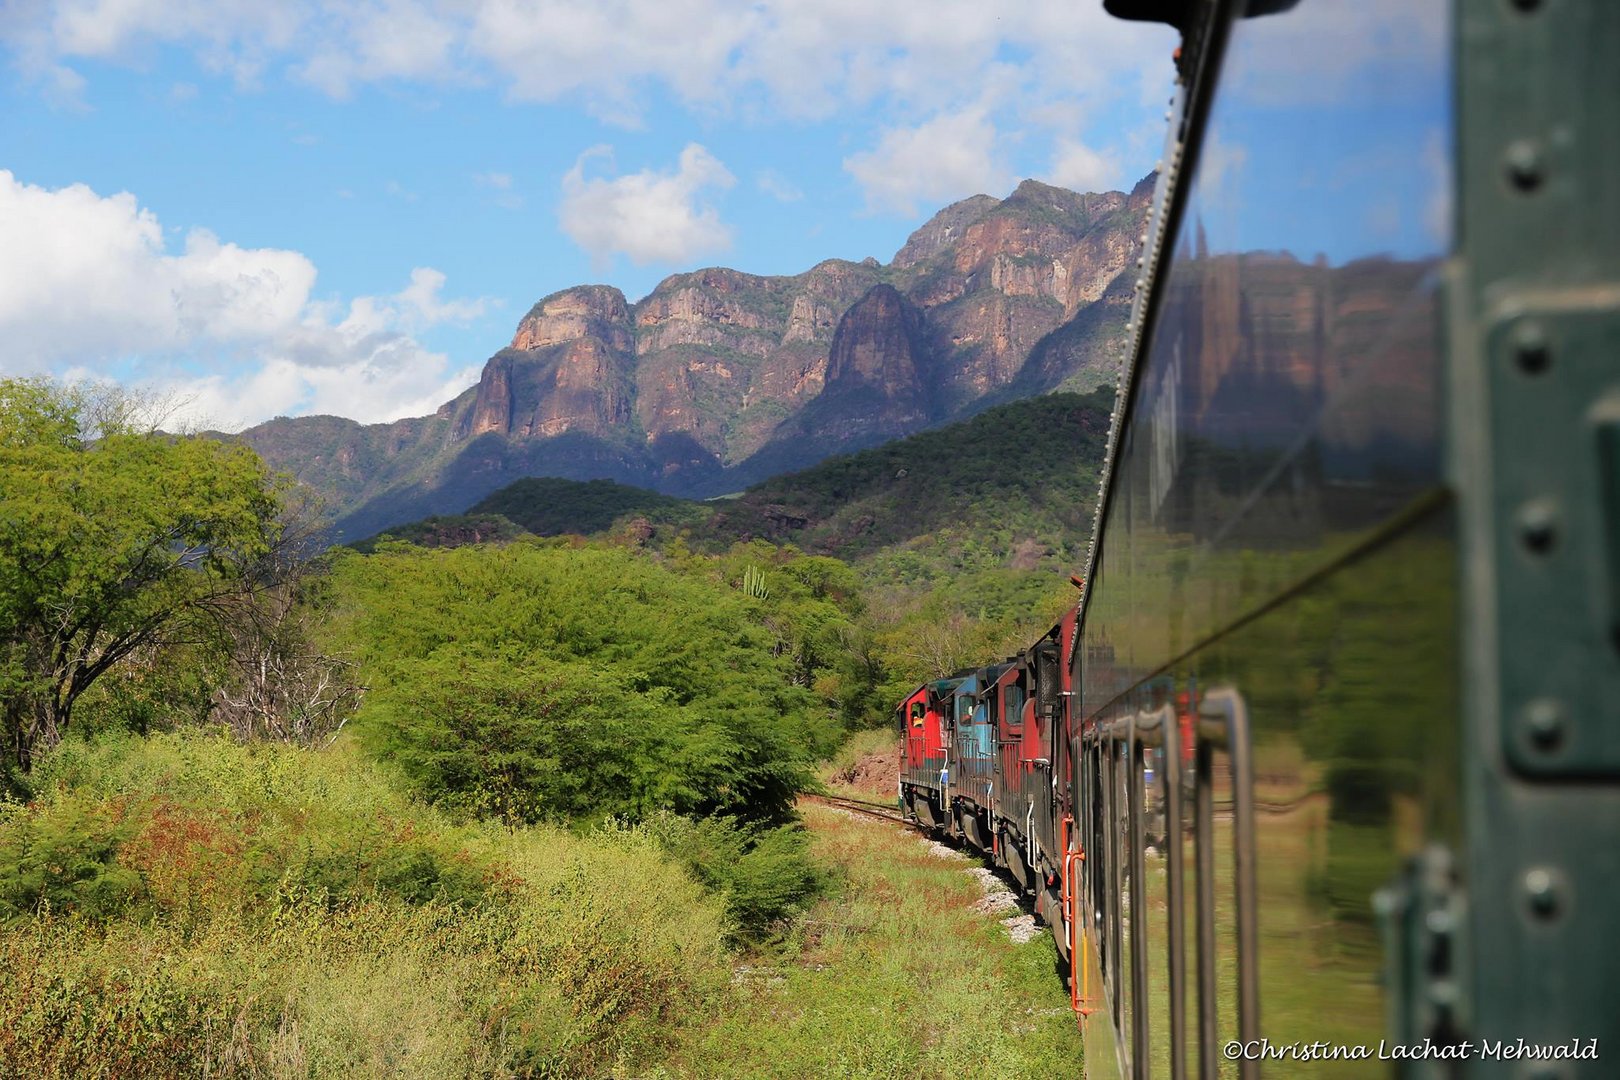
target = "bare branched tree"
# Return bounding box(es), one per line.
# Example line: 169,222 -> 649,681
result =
204,486 -> 365,749
902,611 -> 978,679
209,586 -> 363,748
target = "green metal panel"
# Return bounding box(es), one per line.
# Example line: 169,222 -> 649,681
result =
1451,0 -> 1620,1074
1489,307 -> 1620,777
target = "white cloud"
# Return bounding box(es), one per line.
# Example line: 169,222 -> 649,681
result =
843,108 -> 1010,216
295,1 -> 461,98
756,168 -> 803,203
466,0 -> 760,121
0,170 -> 491,430
342,267 -> 493,336
559,143 -> 735,267
1197,132 -> 1248,197
1046,138 -> 1121,194
2,0 -> 1182,225
474,170 -> 523,209
1,0 -> 1175,124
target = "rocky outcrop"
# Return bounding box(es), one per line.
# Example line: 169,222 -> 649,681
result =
510,285 -> 632,353
634,268 -> 784,357
892,194 -> 1001,270
817,284 -> 931,430
458,285 -> 637,443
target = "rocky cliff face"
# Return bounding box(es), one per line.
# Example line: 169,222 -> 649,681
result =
801,283 -> 933,444
459,285 -> 636,441
239,176 -> 1155,540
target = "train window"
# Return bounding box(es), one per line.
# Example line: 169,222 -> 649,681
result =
1035,646 -> 1060,718
1005,685 -> 1025,727
909,701 -> 925,727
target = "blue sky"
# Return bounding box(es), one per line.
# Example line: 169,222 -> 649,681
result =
0,1 -> 1179,429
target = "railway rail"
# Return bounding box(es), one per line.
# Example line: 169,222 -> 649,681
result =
801,792 -> 907,826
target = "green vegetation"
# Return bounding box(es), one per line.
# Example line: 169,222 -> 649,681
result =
352,391 -> 1112,712
0,376 -> 1108,1075
662,803 -> 1083,1077
349,513 -> 527,552
695,389 -> 1111,561
0,379 -> 286,778
324,542 -> 855,825
0,733 -> 732,1077
468,477 -> 704,538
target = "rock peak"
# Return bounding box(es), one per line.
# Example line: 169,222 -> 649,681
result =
892,193 -> 1002,269
510,285 -> 630,352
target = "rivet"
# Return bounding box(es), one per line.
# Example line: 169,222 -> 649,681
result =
1524,867 -> 1560,920
1512,322 -> 1551,374
1505,140 -> 1544,193
1524,699 -> 1565,751
1517,500 -> 1557,554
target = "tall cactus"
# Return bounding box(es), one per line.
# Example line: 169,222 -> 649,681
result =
742,564 -> 770,600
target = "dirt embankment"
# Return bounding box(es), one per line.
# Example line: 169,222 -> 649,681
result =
829,738 -> 901,798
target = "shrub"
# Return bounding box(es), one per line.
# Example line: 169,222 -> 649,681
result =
326,544 -> 823,825
646,813 -> 831,939
0,733 -> 733,1077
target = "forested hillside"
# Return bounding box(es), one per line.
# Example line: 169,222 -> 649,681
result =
469,476 -> 704,537
361,388 -> 1113,563
694,387 -> 1112,561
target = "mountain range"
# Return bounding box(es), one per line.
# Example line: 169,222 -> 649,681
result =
236,175 -> 1154,541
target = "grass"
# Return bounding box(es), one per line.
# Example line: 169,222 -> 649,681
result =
0,732 -> 733,1078
0,730 -> 1093,1078
661,803 -> 1083,1078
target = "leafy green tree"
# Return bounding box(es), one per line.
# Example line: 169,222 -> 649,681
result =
0,379 -> 284,773
324,542 -> 827,825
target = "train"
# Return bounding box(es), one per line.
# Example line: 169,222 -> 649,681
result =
897,0 -> 1619,1076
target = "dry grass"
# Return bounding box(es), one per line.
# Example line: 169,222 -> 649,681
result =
661,803 -> 1083,1078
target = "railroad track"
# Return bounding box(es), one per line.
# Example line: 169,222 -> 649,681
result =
802,792 -> 908,825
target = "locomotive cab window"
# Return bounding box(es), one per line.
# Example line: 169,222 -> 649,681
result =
1035,646 -> 1060,719
909,701 -> 926,727
1004,685 -> 1025,727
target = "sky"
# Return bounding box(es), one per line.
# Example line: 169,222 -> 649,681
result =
0,1 -> 1179,431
